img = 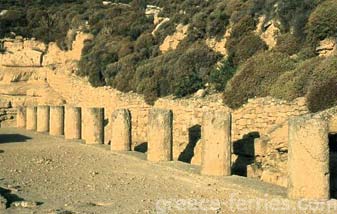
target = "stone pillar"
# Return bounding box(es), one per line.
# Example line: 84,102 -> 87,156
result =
37,106 -> 50,133
26,106 -> 37,131
64,106 -> 82,140
147,108 -> 173,162
201,111 -> 231,176
82,107 -> 104,144
288,115 -> 329,200
16,106 -> 26,128
49,106 -> 65,136
111,109 -> 131,151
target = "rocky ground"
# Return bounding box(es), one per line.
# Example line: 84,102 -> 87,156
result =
0,128 -> 336,214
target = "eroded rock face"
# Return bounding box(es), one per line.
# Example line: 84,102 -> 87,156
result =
255,16 -> 280,49
159,24 -> 188,53
316,37 -> 336,57
0,39 -> 46,67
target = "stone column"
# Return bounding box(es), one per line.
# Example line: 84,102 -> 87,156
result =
37,106 -> 50,133
147,108 -> 173,162
26,106 -> 37,131
288,115 -> 329,200
201,111 -> 231,176
49,106 -> 65,136
82,107 -> 104,144
64,106 -> 82,140
111,109 -> 131,151
16,106 -> 26,128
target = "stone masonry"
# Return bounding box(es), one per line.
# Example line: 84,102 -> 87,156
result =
147,109 -> 173,162
64,106 -> 82,140
201,111 -> 231,176
288,115 -> 329,200
49,106 -> 65,136
82,107 -> 104,145
111,109 -> 132,151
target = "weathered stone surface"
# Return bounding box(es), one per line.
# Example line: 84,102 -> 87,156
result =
49,106 -> 65,136
64,106 -> 81,140
82,107 -> 104,144
288,115 -> 329,200
16,106 -> 26,128
26,106 -> 37,131
37,105 -> 50,132
201,111 -> 231,176
111,109 -> 131,151
147,108 -> 173,162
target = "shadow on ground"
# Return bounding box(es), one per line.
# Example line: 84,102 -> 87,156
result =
0,134 -> 31,144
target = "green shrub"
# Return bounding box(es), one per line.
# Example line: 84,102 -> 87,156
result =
270,57 -> 322,100
307,0 -> 337,42
209,59 -> 237,91
275,33 -> 302,56
223,51 -> 296,109
174,73 -> 204,98
306,56 -> 337,112
232,33 -> 268,65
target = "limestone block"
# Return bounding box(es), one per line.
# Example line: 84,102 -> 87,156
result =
111,109 -> 131,151
37,106 -> 50,133
82,107 -> 104,144
288,115 -> 329,200
26,106 -> 37,131
16,106 -> 26,128
147,108 -> 173,162
201,111 -> 231,176
64,106 -> 81,140
49,106 -> 65,136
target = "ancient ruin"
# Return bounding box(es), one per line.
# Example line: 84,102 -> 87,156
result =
110,109 -> 132,151
147,109 -> 173,162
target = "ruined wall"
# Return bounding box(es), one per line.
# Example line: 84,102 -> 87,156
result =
232,97 -> 308,142
0,100 -> 16,127
0,36 -> 310,172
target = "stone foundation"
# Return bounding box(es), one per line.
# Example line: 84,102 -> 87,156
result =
147,109 -> 173,162
111,109 -> 131,151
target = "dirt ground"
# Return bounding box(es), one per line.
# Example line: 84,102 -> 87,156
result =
0,128 -> 336,214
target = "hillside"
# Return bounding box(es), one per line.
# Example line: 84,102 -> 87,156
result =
0,0 -> 336,111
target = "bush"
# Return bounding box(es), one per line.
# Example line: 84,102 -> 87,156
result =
275,33 -> 302,56
232,33 -> 267,65
307,0 -> 337,42
209,59 -> 236,91
306,56 -> 337,112
270,57 -> 321,100
223,51 -> 296,109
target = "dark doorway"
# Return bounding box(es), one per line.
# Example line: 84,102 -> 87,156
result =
178,125 -> 201,163
232,132 -> 260,176
134,142 -> 148,153
329,133 -> 337,198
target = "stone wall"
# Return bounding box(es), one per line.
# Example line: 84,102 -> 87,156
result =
0,36 -> 312,188
0,100 -> 16,128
